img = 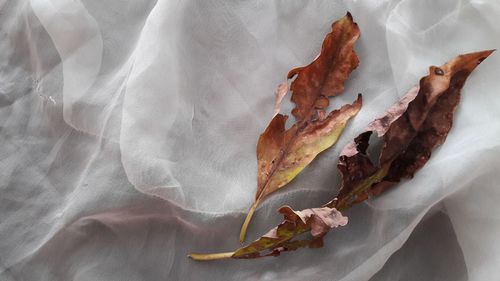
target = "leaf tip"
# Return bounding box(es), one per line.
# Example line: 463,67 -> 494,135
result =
355,93 -> 363,106
475,49 -> 495,62
345,11 -> 353,21
342,11 -> 360,35
481,49 -> 495,60
458,49 -> 495,68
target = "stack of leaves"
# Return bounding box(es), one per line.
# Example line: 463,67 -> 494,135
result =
188,12 -> 494,261
239,12 -> 362,243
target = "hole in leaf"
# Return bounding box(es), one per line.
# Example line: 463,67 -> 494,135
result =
367,132 -> 384,167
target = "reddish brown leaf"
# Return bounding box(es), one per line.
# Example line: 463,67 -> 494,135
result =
288,12 -> 360,122
239,13 -> 362,242
189,50 -> 493,260
333,49 -> 495,210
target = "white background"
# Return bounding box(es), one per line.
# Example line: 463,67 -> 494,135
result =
1,0 -> 499,280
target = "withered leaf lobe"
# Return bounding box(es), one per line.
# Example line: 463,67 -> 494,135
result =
288,12 -> 360,122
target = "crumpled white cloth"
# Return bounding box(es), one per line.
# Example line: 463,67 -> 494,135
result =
1,0 -> 499,280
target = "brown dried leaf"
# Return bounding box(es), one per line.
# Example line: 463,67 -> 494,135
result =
233,206 -> 347,258
288,12 -> 360,122
189,50 -> 493,260
256,96 -> 362,201
333,49 -> 495,210
239,12 -> 362,242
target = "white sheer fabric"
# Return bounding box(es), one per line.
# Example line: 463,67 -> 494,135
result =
1,0 -> 499,280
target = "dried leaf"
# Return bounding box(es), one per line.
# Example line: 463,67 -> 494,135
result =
257,96 -> 362,202
239,12 -> 362,242
333,49 -> 495,210
189,50 -> 494,260
288,13 -> 360,122
233,206 -> 347,258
